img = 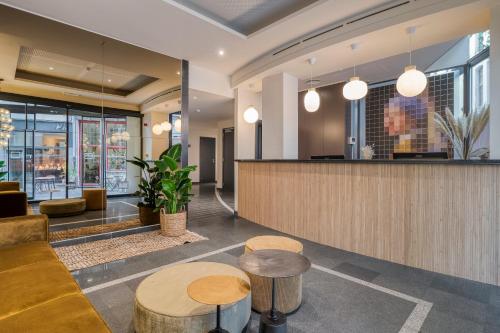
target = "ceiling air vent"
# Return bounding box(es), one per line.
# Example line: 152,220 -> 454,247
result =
346,1 -> 411,25
270,0 -> 413,58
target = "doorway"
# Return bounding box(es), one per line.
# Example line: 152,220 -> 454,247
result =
222,127 -> 234,191
199,137 -> 216,183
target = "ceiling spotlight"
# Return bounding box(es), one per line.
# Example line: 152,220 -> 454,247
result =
176,71 -> 180,76
218,49 -> 225,56
396,27 -> 427,97
49,67 -> 54,71
193,96 -> 198,100
107,79 -> 112,83
196,109 -> 201,113
243,106 -> 259,124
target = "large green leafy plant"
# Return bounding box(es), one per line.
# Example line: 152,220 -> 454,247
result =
0,160 -> 6,181
126,156 -> 163,208
155,144 -> 196,214
434,106 -> 490,160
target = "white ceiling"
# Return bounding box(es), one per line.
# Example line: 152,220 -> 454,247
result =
0,0 -> 392,75
241,1 -> 490,92
144,89 -> 233,124
171,0 -> 319,36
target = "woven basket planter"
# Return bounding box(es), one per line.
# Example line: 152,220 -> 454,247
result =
160,209 -> 186,237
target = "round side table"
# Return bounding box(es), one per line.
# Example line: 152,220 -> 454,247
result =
239,249 -> 311,333
188,275 -> 251,333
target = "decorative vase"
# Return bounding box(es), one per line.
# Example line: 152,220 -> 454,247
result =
160,209 -> 186,237
138,206 -> 160,226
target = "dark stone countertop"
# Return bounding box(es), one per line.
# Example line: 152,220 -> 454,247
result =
235,159 -> 500,165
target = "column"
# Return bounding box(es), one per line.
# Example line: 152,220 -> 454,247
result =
262,73 -> 298,159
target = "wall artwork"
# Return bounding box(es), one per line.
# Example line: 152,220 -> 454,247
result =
366,72 -> 455,159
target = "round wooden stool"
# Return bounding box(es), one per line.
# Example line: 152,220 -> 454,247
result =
188,275 -> 250,333
134,262 -> 251,333
244,236 -> 304,314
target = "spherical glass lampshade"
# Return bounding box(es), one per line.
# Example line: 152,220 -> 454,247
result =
304,88 -> 320,112
161,121 -> 172,132
243,106 -> 259,124
343,77 -> 368,100
174,118 -> 182,132
396,65 -> 427,97
152,124 -> 163,135
121,132 -> 130,141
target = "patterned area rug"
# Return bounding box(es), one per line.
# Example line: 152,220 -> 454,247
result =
54,230 -> 207,271
50,219 -> 142,241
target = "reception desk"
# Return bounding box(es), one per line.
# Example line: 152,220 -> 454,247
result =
237,159 -> 500,286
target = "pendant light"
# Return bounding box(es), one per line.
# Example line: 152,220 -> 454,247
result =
343,43 -> 368,101
243,106 -> 259,124
304,57 -> 320,112
396,27 -> 427,97
174,117 -> 182,132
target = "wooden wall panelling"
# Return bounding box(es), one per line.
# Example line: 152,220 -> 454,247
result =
238,162 -> 500,286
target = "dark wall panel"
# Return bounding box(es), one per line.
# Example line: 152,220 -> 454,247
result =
298,83 -> 348,159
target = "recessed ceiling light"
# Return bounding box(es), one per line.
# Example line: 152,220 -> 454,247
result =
176,71 -> 180,75
196,109 -> 201,113
193,96 -> 198,100
107,79 -> 112,83
218,49 -> 225,56
49,66 -> 54,71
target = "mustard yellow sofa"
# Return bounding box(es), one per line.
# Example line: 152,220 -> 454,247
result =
0,214 -> 111,333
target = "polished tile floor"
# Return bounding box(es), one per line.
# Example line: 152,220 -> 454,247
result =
59,185 -> 500,333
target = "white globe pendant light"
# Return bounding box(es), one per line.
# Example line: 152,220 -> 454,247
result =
343,77 -> 368,101
397,65 -> 427,97
161,121 -> 172,132
343,44 -> 368,101
174,118 -> 182,132
152,124 -> 163,135
396,27 -> 427,98
304,57 -> 320,112
243,106 -> 259,124
304,88 -> 320,112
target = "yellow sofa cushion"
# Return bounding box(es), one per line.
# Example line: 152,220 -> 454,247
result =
0,214 -> 48,248
39,198 -> 86,217
0,181 -> 20,192
0,261 -> 80,319
0,293 -> 111,333
83,188 -> 107,210
0,241 -> 58,273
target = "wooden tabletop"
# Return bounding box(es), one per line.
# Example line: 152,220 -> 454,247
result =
246,235 -> 303,253
239,249 -> 311,278
187,275 -> 251,306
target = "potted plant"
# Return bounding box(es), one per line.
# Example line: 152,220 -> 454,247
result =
126,156 -> 163,225
434,106 -> 490,159
155,144 -> 196,237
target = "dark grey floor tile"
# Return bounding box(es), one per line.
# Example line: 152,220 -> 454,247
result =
430,273 -> 493,304
420,309 -> 484,333
333,262 -> 380,282
423,288 -> 487,324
